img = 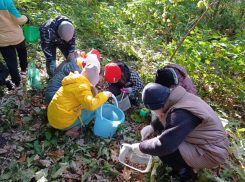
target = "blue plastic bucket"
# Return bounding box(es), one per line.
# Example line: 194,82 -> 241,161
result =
94,96 -> 125,138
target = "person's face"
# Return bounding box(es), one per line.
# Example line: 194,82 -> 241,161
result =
153,107 -> 164,117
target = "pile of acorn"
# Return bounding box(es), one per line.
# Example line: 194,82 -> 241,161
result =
124,157 -> 147,170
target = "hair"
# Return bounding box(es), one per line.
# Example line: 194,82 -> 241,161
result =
118,72 -> 127,84
91,86 -> 98,97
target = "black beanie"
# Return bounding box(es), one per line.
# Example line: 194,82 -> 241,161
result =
154,68 -> 175,88
142,83 -> 170,110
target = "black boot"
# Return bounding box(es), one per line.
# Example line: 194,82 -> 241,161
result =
170,167 -> 193,182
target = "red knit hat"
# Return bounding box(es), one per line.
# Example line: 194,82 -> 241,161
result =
104,63 -> 122,83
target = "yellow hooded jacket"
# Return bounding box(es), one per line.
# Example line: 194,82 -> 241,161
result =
48,72 -> 108,129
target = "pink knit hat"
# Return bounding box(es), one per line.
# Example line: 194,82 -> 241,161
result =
81,64 -> 100,86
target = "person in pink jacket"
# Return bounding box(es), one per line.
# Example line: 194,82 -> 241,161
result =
154,64 -> 197,95
0,0 -> 29,91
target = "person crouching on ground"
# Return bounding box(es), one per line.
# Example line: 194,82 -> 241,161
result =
47,64 -> 112,138
103,61 -> 144,106
131,83 -> 229,181
45,49 -> 100,104
154,64 -> 197,95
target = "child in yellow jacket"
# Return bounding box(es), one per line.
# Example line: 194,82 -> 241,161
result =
48,64 -> 112,138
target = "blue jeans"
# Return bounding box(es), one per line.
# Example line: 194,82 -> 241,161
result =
60,108 -> 96,131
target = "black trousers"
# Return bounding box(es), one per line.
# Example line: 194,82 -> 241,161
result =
0,40 -> 28,85
159,149 -> 189,171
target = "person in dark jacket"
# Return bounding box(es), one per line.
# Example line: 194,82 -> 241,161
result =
154,64 -> 197,95
131,83 -> 229,182
103,61 -> 144,106
0,61 -> 13,90
39,16 -> 76,77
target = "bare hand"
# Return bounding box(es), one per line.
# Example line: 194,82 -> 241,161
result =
103,91 -> 112,98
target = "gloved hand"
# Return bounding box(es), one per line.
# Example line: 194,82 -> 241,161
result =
120,87 -> 132,94
131,143 -> 143,155
141,125 -> 154,141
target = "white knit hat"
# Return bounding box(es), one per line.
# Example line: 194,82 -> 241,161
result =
84,54 -> 101,73
58,21 -> 74,41
81,64 -> 100,86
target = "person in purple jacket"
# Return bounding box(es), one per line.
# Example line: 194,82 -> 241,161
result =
131,83 -> 229,182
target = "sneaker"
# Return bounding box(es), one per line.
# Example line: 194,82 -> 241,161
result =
170,168 -> 193,182
20,70 -> 27,81
130,97 -> 140,107
15,84 -> 22,91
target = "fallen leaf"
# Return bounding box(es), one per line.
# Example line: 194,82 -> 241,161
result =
226,131 -> 237,140
14,112 -> 23,124
89,150 -> 97,157
63,170 -> 69,174
34,154 -> 40,160
62,174 -> 81,181
37,176 -> 48,182
31,97 -> 39,103
133,174 -> 145,181
111,155 -> 119,162
41,105 -> 47,110
110,141 -> 118,147
11,134 -> 23,141
47,150 -> 64,158
110,148 -> 119,156
121,166 -> 132,181
18,153 -> 27,162
40,160 -> 51,167
31,123 -> 42,129
34,103 -> 43,107
4,145 -> 16,152
0,149 -> 8,154
30,110 -> 34,116
24,136 -> 36,142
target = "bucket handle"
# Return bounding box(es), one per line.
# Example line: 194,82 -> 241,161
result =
100,94 -> 118,120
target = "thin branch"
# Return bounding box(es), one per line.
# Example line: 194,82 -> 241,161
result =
169,0 -> 219,62
212,0 -> 221,20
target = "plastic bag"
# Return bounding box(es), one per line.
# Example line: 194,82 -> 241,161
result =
28,62 -> 41,89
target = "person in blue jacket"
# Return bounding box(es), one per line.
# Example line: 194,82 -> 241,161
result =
45,58 -> 82,104
45,49 -> 101,104
39,16 -> 76,77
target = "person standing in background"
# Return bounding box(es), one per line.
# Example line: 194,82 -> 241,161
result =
0,0 -> 29,91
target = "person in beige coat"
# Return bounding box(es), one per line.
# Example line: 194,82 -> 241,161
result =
0,0 -> 29,90
131,83 -> 229,182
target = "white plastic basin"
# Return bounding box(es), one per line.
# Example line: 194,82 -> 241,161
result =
119,143 -> 152,173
